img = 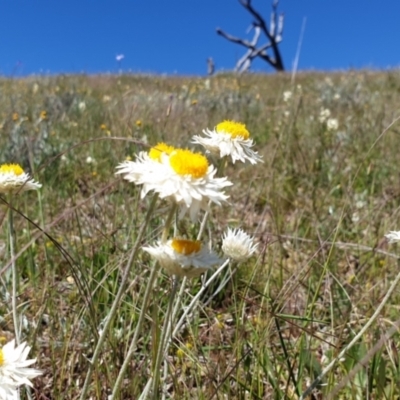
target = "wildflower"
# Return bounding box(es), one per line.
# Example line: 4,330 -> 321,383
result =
116,143 -> 232,220
32,83 -> 39,94
100,124 -> 107,130
0,340 -> 42,398
78,102 -> 86,112
385,231 -> 400,243
222,228 -> 258,262
0,164 -> 41,194
326,118 -> 339,131
86,156 -> 95,164
12,113 -> 19,122
192,120 -> 263,164
143,238 -> 222,278
39,110 -> 47,120
135,120 -> 142,127
283,91 -> 292,102
191,99 -> 198,106
319,108 -> 331,123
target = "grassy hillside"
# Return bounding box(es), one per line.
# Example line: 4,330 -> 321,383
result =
1,70 -> 400,399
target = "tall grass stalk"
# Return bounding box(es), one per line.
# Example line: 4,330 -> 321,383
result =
151,277 -> 180,399
138,259 -> 230,399
109,260 -> 161,400
8,197 -> 20,346
110,203 -> 177,399
79,194 -> 159,400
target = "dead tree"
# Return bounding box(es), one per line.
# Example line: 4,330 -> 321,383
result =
216,0 -> 284,72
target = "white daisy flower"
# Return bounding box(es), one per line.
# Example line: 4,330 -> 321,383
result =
0,375 -> 18,400
319,108 -> 331,123
385,231 -> 400,243
222,228 -> 258,262
283,91 -> 293,102
116,143 -> 232,221
143,238 -> 222,278
0,164 -> 42,194
326,118 -> 339,131
192,120 -> 263,165
0,340 -> 42,393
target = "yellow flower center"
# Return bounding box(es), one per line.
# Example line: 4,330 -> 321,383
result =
171,239 -> 201,255
0,163 -> 24,176
149,143 -> 175,162
169,149 -> 208,178
216,120 -> 250,139
0,348 -> 4,366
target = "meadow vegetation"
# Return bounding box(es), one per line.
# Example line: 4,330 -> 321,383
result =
1,70 -> 400,398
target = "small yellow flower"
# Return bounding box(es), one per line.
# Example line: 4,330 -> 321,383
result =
125,155 -> 132,161
215,314 -> 224,329
176,342 -> 193,359
176,348 -> 185,359
191,99 -> 198,106
100,123 -> 107,130
135,120 -> 142,127
250,315 -> 261,326
12,113 -> 19,122
39,110 -> 47,120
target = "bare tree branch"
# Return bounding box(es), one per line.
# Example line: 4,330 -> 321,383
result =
216,0 -> 285,72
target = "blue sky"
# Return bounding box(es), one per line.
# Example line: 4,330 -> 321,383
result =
1,0 -> 400,76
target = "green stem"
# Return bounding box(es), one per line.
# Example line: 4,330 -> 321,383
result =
152,277 -> 180,399
197,158 -> 227,241
109,260 -> 160,400
162,203 -> 177,243
138,260 -> 230,400
110,201 -> 177,400
299,265 -> 400,399
196,210 -> 209,240
172,259 -> 230,337
79,194 -> 158,400
8,197 -> 20,346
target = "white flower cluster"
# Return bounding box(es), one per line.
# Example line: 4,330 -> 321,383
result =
318,108 -> 339,131
116,120 -> 260,279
